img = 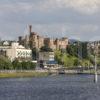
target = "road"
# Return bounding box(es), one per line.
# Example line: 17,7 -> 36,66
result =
0,75 -> 100,100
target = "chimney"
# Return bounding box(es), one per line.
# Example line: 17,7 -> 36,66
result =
29,25 -> 32,34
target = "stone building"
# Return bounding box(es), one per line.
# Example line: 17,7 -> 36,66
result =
44,38 -> 56,50
54,37 -> 68,50
29,32 -> 44,49
29,25 -> 44,49
18,25 -> 69,51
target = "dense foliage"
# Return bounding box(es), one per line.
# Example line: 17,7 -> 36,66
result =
40,46 -> 53,52
0,56 -> 13,70
0,56 -> 36,70
32,48 -> 38,60
55,41 -> 92,68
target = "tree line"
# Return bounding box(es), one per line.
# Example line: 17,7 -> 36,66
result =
0,56 -> 36,70
55,42 -> 93,68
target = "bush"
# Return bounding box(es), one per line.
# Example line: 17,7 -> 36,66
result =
12,60 -> 36,70
0,56 -> 13,70
21,61 -> 36,70
12,59 -> 22,70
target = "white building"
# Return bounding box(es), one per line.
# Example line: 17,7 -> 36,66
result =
39,52 -> 54,61
0,42 -> 32,61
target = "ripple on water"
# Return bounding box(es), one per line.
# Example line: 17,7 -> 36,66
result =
0,75 -> 100,100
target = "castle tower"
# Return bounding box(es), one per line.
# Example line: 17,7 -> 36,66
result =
29,25 -> 32,34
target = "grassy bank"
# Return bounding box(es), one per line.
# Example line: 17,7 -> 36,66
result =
0,69 -> 100,78
0,71 -> 49,78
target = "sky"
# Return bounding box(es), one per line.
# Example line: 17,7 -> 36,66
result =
0,0 -> 100,41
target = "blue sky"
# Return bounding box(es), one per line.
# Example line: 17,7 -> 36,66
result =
0,0 -> 100,41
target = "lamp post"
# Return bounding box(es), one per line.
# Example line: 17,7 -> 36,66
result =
77,40 -> 82,71
94,54 -> 97,83
94,42 -> 98,83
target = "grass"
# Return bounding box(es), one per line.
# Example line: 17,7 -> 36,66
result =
0,71 -> 49,78
0,69 -> 100,78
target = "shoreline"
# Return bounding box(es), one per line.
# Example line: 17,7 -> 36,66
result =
0,70 -> 49,78
0,69 -> 99,78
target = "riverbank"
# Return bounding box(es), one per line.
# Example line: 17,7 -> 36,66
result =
0,70 -> 49,78
0,69 -> 99,78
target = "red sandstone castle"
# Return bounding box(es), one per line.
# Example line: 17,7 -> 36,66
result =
18,25 -> 68,50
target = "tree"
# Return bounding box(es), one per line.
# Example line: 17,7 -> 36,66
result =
55,50 -> 62,64
40,46 -> 53,52
55,50 -> 75,67
32,48 -> 38,60
66,44 -> 78,57
21,61 -> 36,70
12,60 -> 36,70
81,42 -> 88,59
0,56 -> 13,70
12,59 -> 22,70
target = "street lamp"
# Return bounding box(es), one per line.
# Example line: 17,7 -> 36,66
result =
94,54 -> 97,83
94,41 -> 98,83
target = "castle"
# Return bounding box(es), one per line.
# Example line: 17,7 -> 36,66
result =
18,25 -> 68,50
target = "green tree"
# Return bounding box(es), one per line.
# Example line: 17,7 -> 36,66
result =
66,44 -> 78,57
55,50 -> 62,64
0,56 -> 13,70
55,50 -> 75,67
81,42 -> 88,59
21,61 -> 36,70
12,59 -> 22,70
32,48 -> 38,60
40,46 -> 53,52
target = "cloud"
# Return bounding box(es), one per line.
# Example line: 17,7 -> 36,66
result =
0,22 -> 99,41
0,0 -> 100,15
30,23 -> 99,39
32,0 -> 100,14
0,0 -> 100,41
61,0 -> 100,14
0,2 -> 33,14
80,24 -> 99,32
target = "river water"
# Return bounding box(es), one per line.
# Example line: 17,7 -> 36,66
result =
0,75 -> 100,100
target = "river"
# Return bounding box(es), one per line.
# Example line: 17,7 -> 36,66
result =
0,75 -> 100,100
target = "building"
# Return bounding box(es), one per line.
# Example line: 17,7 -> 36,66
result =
29,32 -> 44,49
44,38 -> 56,50
7,42 -> 32,61
18,25 -> 69,51
0,42 -> 32,61
54,37 -> 68,50
39,52 -> 54,61
38,52 -> 55,68
18,35 -> 30,49
0,41 -> 11,57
